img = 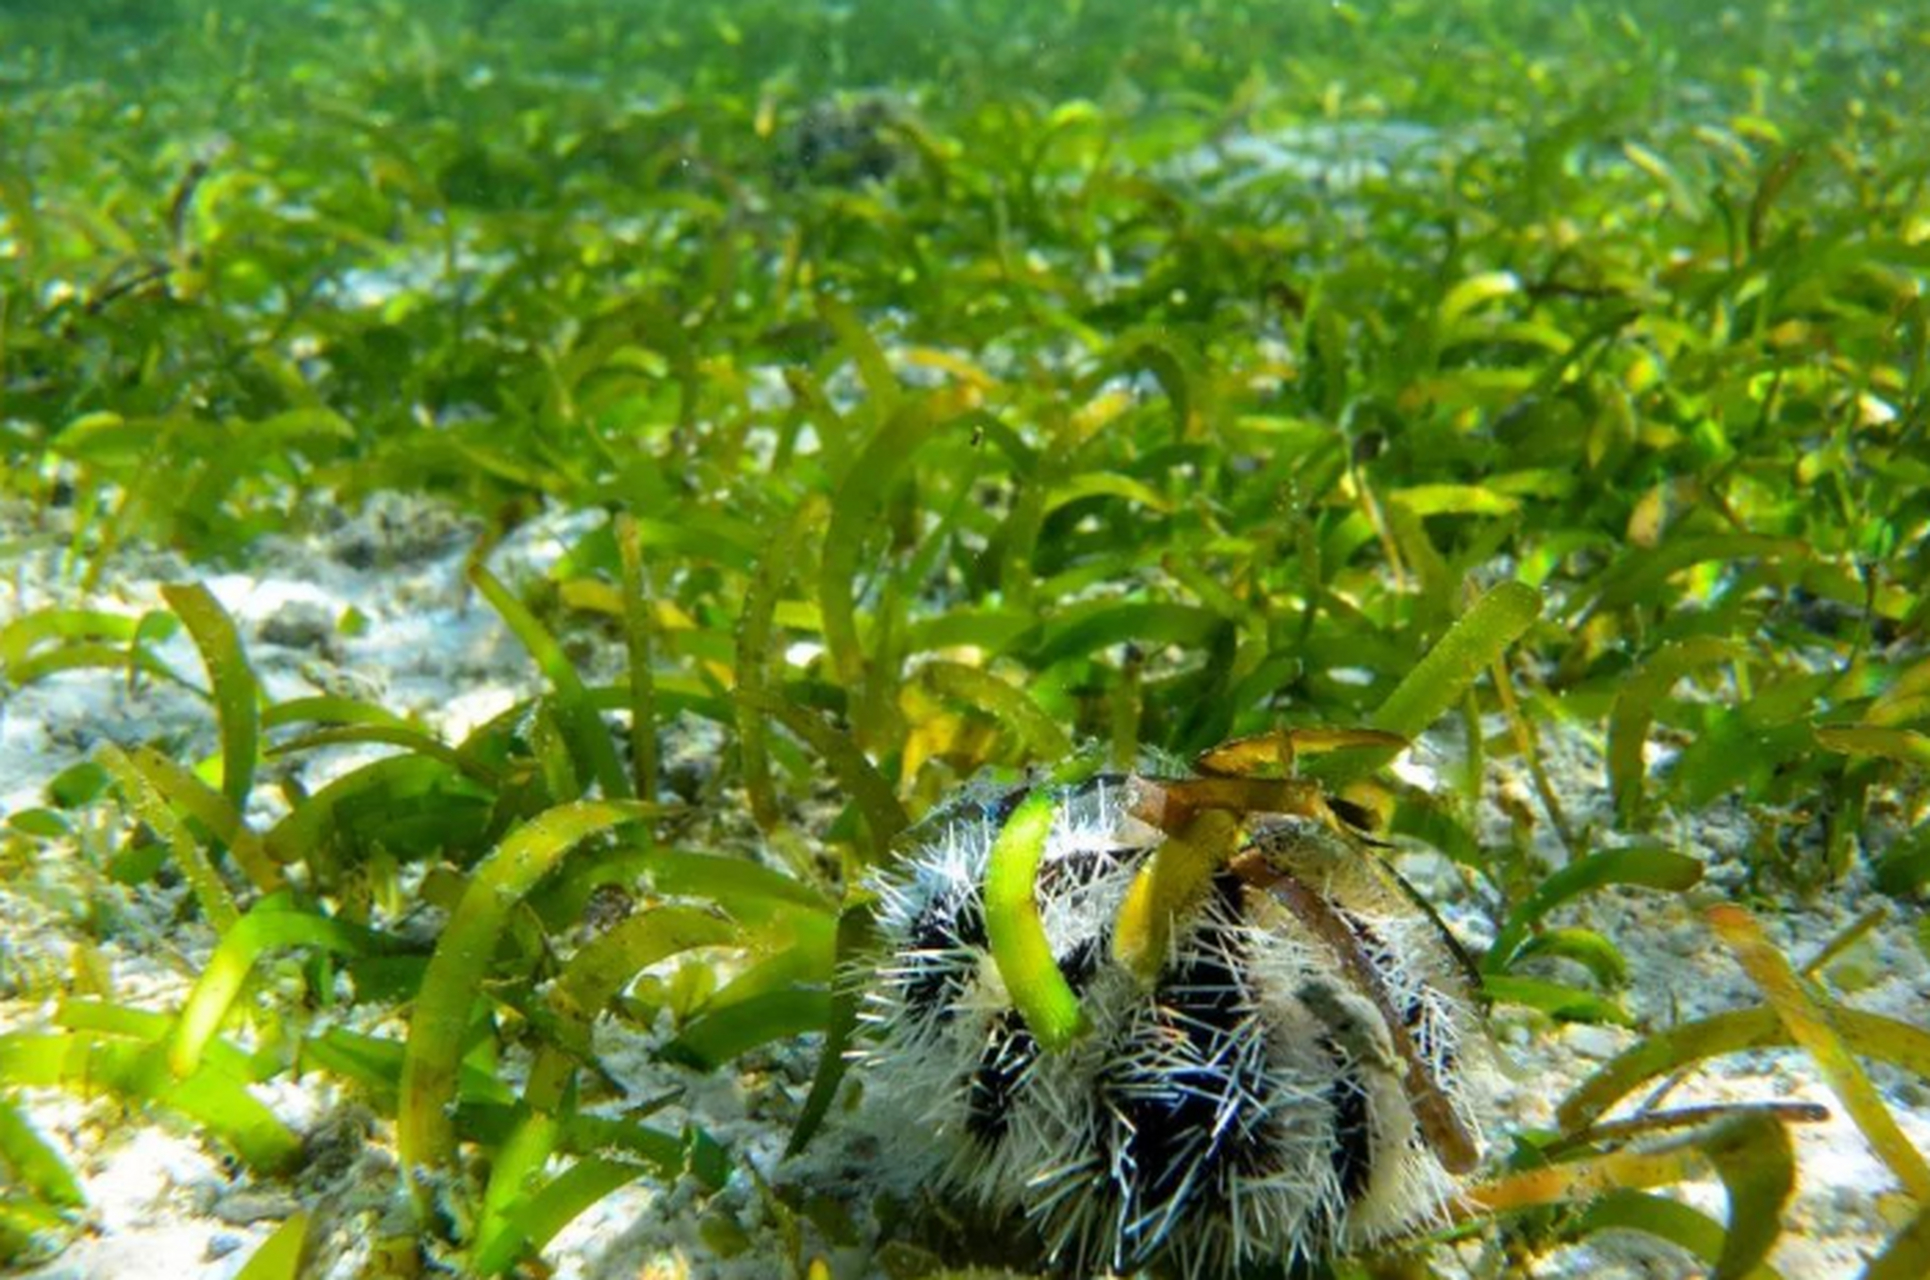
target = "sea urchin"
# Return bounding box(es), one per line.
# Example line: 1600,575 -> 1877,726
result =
856,764 -> 1491,1277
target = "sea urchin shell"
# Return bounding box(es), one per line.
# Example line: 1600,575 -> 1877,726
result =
856,769 -> 1491,1277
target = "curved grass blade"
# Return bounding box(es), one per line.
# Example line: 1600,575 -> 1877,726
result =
783,366 -> 854,475
1708,904 -> 1930,1200
160,583 -> 259,810
1801,906 -> 1891,978
1485,845 -> 1702,974
524,906 -> 738,1111
1498,1114 -> 1795,1276
1558,1004 -> 1930,1131
0,1032 -> 300,1173
0,1195 -> 74,1267
1375,581 -> 1543,740
1581,534 -> 1808,617
1868,655 -> 1930,729
1815,725 -> 1930,769
1048,471 -> 1174,517
1119,330 -> 1202,438
1463,1140 -> 1707,1217
1511,927 -> 1631,988
786,904 -> 875,1158
233,1211 -> 309,1280
1490,648 -> 1576,854
469,1157 -> 649,1276
1116,794 -> 1247,983
56,1000 -> 223,1052
267,724 -> 504,789
615,513 -> 761,574
0,608 -> 140,671
657,988 -> 833,1071
1701,1111 -> 1795,1278
984,791 -> 1085,1053
1608,637 -> 1743,825
1551,1101 -> 1829,1156
470,562 -> 630,800
262,695 -> 409,731
920,660 -> 1071,763
736,499 -> 821,830
906,607 -> 1036,657
1866,1204 -> 1930,1280
562,1113 -> 688,1181
301,1026 -> 514,1117
97,745 -> 239,930
1569,1189 -> 1782,1280
547,906 -> 738,1053
124,746 -> 283,893
733,688 -> 907,861
0,607 -> 185,689
171,902 -> 399,1078
1439,270 -> 1522,329
262,754 -> 492,872
398,801 -> 645,1216
1319,581 -> 1542,785
819,396 -> 958,692
1029,601 -> 1222,668
473,1107 -> 559,1273
1481,975 -> 1630,1023
585,680 -> 733,732
0,1099 -> 81,1208
615,513 -> 658,804
3,640 -> 184,689
818,293 -> 900,423
639,850 -> 837,921
690,920 -> 838,1016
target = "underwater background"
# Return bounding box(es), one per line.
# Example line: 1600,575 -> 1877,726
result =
2,1 -> 1929,1277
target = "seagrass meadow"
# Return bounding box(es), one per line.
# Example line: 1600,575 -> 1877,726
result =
2,0 -> 1929,1276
